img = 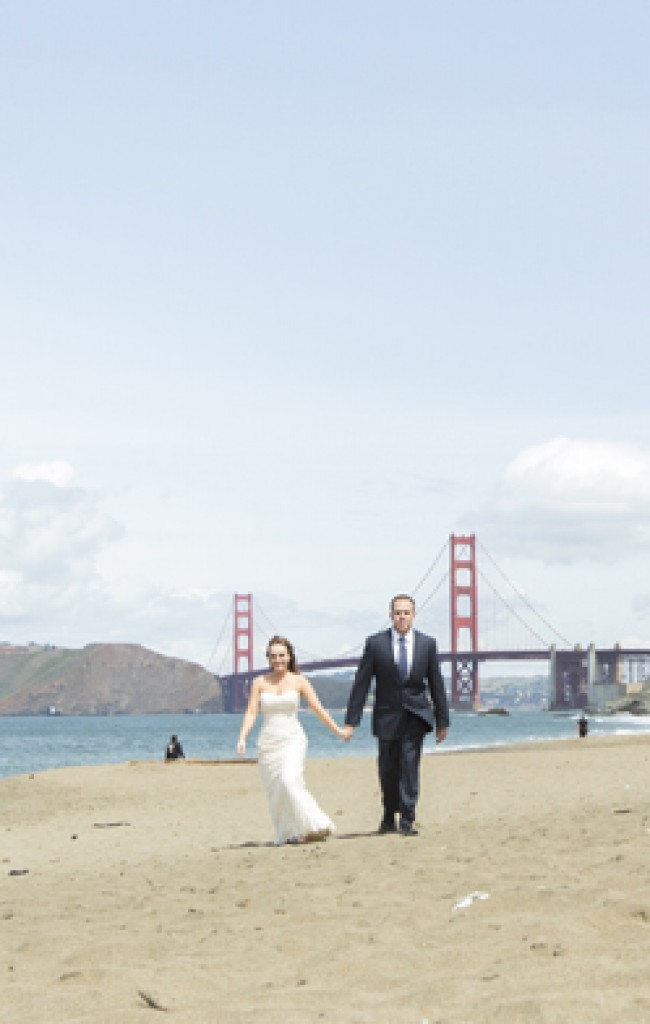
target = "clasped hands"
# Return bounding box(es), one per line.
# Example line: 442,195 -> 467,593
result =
333,724 -> 353,741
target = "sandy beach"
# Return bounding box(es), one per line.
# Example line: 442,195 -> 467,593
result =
2,735 -> 650,1024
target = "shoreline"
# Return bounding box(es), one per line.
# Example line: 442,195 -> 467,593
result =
3,708 -> 650,783
3,734 -> 650,1023
3,728 -> 647,777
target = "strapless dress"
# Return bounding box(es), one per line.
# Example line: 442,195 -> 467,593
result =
257,689 -> 335,845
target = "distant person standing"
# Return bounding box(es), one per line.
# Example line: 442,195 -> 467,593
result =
165,734 -> 185,760
342,594 -> 449,836
577,713 -> 589,738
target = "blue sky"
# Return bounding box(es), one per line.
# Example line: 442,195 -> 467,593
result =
1,2 -> 648,672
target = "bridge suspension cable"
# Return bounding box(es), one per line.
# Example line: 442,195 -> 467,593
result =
411,539 -> 449,598
253,596 -> 327,664
222,533 -> 573,678
335,638 -> 366,660
326,544 -> 451,659
251,597 -> 280,645
477,540 -> 571,646
416,571 -> 450,615
205,602 -> 233,675
477,570 -> 549,647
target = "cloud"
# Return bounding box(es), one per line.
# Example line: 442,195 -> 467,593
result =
0,473 -> 124,585
12,460 -> 76,487
0,462 -> 247,663
477,437 -> 650,561
0,464 -> 130,639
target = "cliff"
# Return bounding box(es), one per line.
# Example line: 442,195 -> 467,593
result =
0,643 -> 222,715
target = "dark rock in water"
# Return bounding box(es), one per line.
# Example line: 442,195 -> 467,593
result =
610,697 -> 650,716
600,676 -> 650,716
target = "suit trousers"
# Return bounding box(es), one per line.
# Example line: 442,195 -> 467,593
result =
377,711 -> 427,825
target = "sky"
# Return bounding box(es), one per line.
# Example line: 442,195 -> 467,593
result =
1,1 -> 648,675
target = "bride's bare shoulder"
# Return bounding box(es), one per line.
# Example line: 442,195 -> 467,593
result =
254,673 -> 272,691
293,672 -> 312,691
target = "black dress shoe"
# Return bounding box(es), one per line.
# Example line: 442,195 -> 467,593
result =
378,815 -> 397,834
399,821 -> 419,836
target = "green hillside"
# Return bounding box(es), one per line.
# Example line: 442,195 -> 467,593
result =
0,645 -> 79,702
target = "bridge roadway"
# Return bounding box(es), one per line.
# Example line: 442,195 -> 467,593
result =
220,647 -> 650,686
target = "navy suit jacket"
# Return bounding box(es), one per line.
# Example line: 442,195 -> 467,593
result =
345,629 -> 449,741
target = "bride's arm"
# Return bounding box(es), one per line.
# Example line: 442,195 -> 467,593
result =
236,679 -> 262,755
297,675 -> 348,739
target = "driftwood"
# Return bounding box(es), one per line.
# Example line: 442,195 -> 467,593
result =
137,989 -> 168,1012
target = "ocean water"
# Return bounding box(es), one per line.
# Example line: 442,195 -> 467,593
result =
1,709 -> 649,780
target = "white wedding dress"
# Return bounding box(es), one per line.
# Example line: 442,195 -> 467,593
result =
257,689 -> 335,845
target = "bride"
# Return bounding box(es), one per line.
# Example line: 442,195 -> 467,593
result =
236,635 -> 349,845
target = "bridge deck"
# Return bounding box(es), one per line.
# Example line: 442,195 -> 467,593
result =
221,647 -> 649,684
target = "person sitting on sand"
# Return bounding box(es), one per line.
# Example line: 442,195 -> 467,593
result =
165,735 -> 185,761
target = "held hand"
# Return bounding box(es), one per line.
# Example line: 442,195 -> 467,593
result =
436,726 -> 447,744
341,724 -> 354,741
236,739 -> 246,757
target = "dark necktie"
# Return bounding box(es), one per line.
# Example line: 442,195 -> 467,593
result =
398,635 -> 408,681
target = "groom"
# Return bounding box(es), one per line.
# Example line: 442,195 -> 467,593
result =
342,595 -> 449,836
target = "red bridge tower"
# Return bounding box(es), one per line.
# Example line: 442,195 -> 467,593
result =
231,593 -> 254,713
450,533 -> 480,709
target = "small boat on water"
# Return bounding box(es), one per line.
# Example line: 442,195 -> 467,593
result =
478,707 -> 510,716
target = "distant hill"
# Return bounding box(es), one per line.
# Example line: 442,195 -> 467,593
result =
308,673 -> 356,709
0,643 -> 223,715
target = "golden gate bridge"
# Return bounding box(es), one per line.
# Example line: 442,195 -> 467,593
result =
216,534 -> 649,714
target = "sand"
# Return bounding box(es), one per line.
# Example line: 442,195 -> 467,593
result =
2,735 -> 650,1024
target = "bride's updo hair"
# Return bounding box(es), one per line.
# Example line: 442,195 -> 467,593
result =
266,635 -> 298,673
